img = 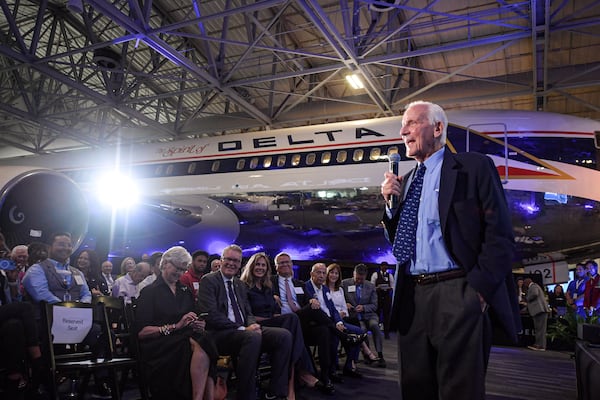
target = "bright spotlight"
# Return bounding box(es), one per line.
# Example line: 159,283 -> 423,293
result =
95,172 -> 139,208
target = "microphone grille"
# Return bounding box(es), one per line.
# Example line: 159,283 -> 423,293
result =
389,153 -> 401,163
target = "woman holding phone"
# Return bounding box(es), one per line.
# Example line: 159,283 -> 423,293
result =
135,246 -> 218,400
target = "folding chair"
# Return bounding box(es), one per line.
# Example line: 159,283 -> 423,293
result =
41,301 -> 136,400
124,300 -> 151,400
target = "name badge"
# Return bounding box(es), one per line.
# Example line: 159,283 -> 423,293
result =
193,282 -> 199,290
294,287 -> 304,295
73,274 -> 85,286
347,285 -> 356,293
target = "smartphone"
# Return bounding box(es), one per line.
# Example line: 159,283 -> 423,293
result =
197,312 -> 209,321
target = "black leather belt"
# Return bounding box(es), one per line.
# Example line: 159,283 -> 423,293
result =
410,269 -> 466,285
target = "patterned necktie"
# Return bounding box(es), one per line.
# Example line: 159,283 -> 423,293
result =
285,278 -> 299,312
392,164 -> 427,264
226,280 -> 244,325
356,285 -> 362,320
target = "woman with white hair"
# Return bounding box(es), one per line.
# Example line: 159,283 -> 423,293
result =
136,246 -> 218,400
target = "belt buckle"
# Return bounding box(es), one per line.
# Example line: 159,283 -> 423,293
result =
415,274 -> 430,285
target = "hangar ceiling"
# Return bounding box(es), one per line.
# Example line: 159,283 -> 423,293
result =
0,0 -> 599,159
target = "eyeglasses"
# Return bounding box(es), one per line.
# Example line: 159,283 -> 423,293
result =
222,257 -> 241,264
168,262 -> 188,273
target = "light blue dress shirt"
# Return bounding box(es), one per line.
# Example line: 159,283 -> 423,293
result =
23,258 -> 92,303
387,147 -> 458,274
412,147 -> 457,274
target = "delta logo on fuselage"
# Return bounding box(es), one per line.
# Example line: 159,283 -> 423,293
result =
152,122 -> 572,182
155,127 -> 386,159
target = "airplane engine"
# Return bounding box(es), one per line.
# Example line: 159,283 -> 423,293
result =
0,168 -> 88,249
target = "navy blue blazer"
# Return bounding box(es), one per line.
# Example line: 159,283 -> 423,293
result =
197,271 -> 256,331
382,148 -> 521,341
304,280 -> 343,324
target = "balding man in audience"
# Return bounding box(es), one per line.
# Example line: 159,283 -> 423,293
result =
138,252 -> 163,293
112,261 -> 151,303
98,261 -> 115,295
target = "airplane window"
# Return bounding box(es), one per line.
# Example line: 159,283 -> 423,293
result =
370,148 -> 381,161
336,150 -> 347,163
155,165 -> 164,176
306,153 -> 316,165
277,155 -> 286,167
291,154 -> 301,166
211,161 -> 220,172
165,164 -> 174,175
387,147 -> 399,156
236,159 -> 246,170
263,156 -> 272,168
249,157 -> 259,169
187,163 -> 197,174
353,149 -> 364,162
321,152 -> 331,164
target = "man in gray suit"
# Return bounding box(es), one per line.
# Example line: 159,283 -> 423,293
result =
197,244 -> 292,400
342,263 -> 386,367
524,277 -> 549,351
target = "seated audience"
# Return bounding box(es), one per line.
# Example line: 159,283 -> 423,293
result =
273,254 -> 366,395
8,245 -> 28,302
327,263 -> 379,366
305,263 -> 365,378
198,244 -> 293,400
180,250 -> 208,301
118,256 -> 136,277
98,260 -> 115,296
27,242 -> 48,267
23,232 -> 92,305
111,261 -> 151,303
210,258 -> 221,272
136,246 -> 218,400
76,249 -> 103,296
138,252 -> 163,293
240,252 -> 318,399
21,234 -> 111,397
342,263 -> 387,368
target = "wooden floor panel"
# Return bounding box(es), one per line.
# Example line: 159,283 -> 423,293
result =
119,333 -> 577,400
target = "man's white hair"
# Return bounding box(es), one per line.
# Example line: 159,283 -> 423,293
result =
404,100 -> 448,145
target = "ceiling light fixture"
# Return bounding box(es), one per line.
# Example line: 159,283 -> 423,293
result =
369,0 -> 401,12
346,73 -> 365,89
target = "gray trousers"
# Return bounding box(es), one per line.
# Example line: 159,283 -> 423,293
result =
531,312 -> 548,349
396,276 -> 491,400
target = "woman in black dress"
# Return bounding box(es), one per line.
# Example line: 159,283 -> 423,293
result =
240,252 -> 318,399
136,246 -> 218,400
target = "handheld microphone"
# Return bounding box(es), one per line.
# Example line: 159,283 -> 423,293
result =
388,153 -> 401,209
